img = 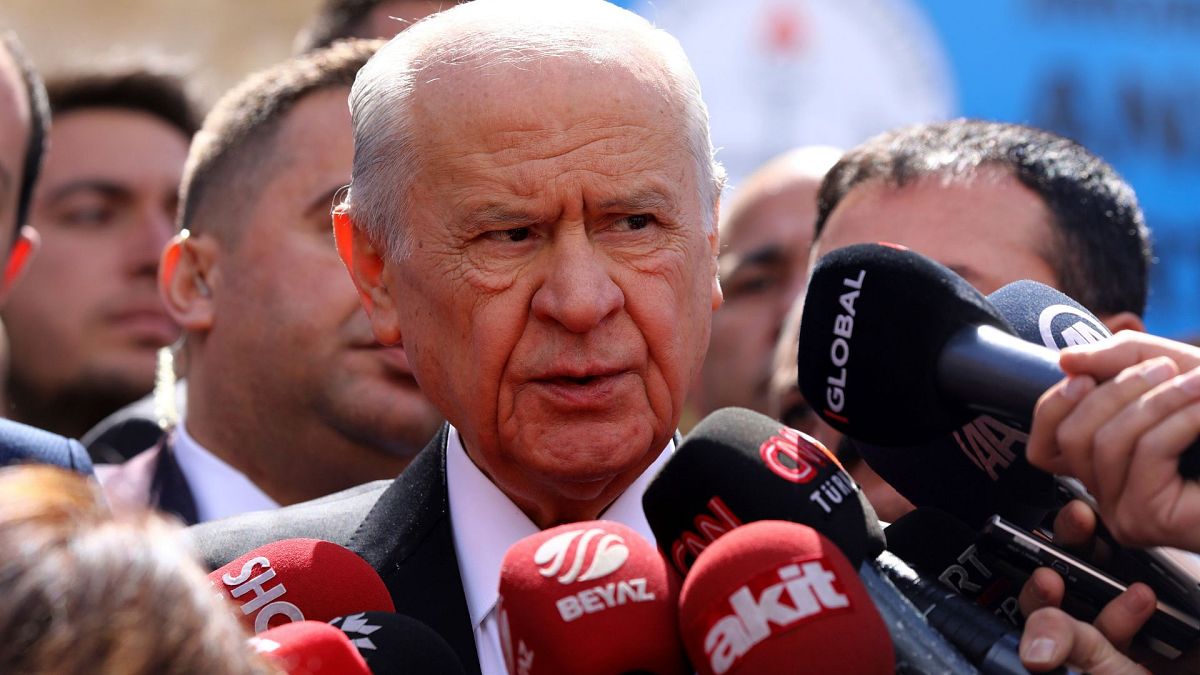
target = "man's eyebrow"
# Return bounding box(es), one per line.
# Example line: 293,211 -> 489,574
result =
45,179 -> 133,203
0,165 -> 11,202
596,190 -> 675,213
463,203 -> 543,228
719,243 -> 787,277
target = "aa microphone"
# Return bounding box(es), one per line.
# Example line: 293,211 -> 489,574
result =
796,242 -> 1200,477
851,280 -> 1100,527
249,620 -> 371,675
209,538 -> 395,634
329,611 -> 466,674
642,407 -> 884,577
497,520 -> 688,675
678,520 -> 894,675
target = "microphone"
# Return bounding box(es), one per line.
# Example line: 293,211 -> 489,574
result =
497,520 -> 688,675
796,242 -> 1200,477
329,612 -> 466,674
678,520 -> 894,675
642,407 -> 884,576
249,620 -> 371,674
209,538 -> 395,634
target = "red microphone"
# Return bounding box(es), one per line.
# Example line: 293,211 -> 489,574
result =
209,538 -> 394,633
679,521 -> 894,675
249,620 -> 371,675
498,520 -> 688,675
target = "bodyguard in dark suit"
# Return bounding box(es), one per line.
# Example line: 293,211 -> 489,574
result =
193,1 -> 725,672
97,40 -> 444,524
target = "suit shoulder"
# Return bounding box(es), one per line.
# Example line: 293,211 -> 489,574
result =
0,419 -> 94,476
188,479 -> 392,571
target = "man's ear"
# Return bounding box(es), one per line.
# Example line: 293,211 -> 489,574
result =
1100,311 -> 1145,335
333,209 -> 403,346
0,226 -> 38,304
160,231 -> 218,331
708,202 -> 723,311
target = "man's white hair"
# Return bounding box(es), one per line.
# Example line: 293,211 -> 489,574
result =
338,0 -> 725,259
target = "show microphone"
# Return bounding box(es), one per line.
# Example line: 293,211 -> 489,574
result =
249,620 -> 371,675
849,280 -> 1105,528
796,242 -> 1200,477
497,520 -> 688,675
642,407 -> 884,576
209,538 -> 395,634
678,520 -> 894,674
328,612 -> 466,674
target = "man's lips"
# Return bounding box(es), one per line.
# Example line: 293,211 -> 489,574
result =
529,368 -> 634,408
107,308 -> 178,344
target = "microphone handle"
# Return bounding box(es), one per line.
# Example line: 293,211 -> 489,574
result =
938,325 -> 1200,479
858,559 -> 981,675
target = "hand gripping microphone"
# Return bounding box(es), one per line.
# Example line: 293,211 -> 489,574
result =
249,620 -> 371,675
678,520 -> 894,675
796,242 -> 1200,477
850,280 -> 1104,528
642,407 -> 884,577
329,611 -> 467,674
209,538 -> 395,634
497,520 -> 688,675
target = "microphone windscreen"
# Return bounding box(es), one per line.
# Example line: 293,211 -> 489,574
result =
885,508 -> 1022,625
849,280 -> 1099,527
329,611 -> 466,675
210,538 -> 395,634
679,520 -> 894,675
797,242 -> 1012,445
643,407 -> 883,576
497,520 -> 688,675
249,620 -> 371,675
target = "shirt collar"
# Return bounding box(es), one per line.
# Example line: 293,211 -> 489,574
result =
172,421 -> 279,523
445,424 -> 673,629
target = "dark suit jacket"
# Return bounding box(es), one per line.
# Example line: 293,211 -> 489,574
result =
190,425 -> 480,674
96,433 -> 199,525
0,418 -> 94,476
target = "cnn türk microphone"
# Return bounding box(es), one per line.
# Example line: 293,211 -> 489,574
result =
678,520 -> 893,675
497,520 -> 688,675
642,407 -> 883,576
852,280 -> 1102,527
249,620 -> 371,675
795,243 -> 1200,477
329,611 -> 466,675
209,538 -> 395,634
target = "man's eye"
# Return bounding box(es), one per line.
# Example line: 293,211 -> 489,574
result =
725,271 -> 776,299
486,227 -> 531,242
617,214 -> 653,231
62,207 -> 115,228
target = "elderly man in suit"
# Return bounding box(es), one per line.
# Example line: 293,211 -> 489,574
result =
192,1 -> 723,672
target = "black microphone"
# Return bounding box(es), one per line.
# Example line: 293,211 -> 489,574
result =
642,407 -> 884,576
328,612 -> 466,675
796,242 -> 1200,478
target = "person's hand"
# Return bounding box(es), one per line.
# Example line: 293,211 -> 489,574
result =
1020,605 -> 1149,674
1027,331 -> 1200,550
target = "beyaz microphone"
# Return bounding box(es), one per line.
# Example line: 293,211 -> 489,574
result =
329,611 -> 467,674
209,538 -> 395,634
497,520 -> 688,675
249,620 -> 371,675
796,242 -> 1200,477
678,520 -> 894,675
642,407 -> 884,577
885,508 -> 1023,626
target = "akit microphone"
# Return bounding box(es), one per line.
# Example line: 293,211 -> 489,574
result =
642,407 -> 883,576
249,620 -> 371,675
678,520 -> 894,675
497,520 -> 688,675
329,611 -> 466,674
209,538 -> 395,634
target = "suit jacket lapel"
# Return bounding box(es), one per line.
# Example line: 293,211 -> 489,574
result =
152,435 -> 200,526
348,425 -> 481,675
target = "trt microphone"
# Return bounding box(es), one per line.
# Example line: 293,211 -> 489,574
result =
678,520 -> 894,675
497,520 -> 688,675
249,620 -> 371,675
329,611 -> 466,675
796,242 -> 1200,478
642,407 -> 884,577
209,538 -> 395,634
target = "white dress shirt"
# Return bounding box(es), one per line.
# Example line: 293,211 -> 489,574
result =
172,421 -> 279,523
445,425 -> 672,675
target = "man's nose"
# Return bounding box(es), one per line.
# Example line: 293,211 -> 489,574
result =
127,203 -> 176,277
531,232 -> 624,333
